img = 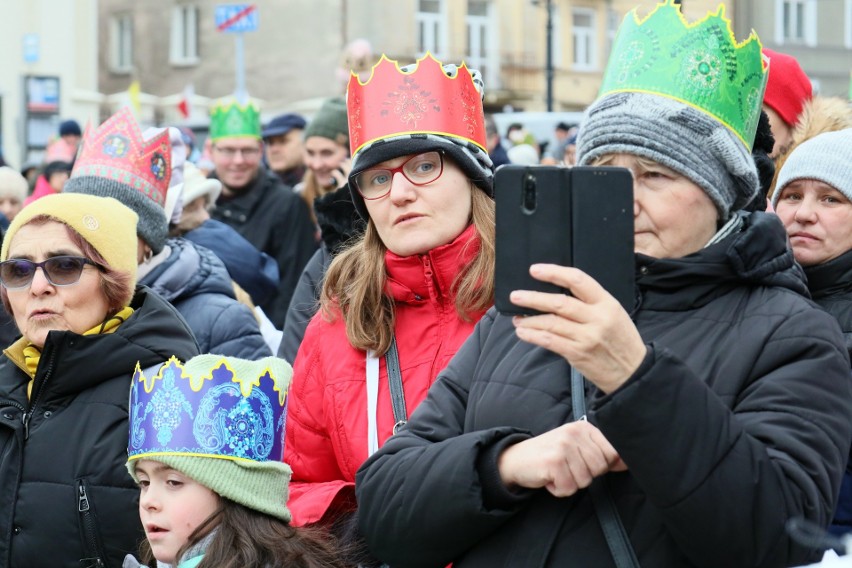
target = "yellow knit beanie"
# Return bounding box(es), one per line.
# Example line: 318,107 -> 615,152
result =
1,193 -> 139,295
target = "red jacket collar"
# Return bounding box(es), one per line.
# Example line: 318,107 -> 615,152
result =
384,224 -> 480,304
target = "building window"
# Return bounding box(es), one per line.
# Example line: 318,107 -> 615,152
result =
846,0 -> 852,48
110,14 -> 133,72
467,0 -> 497,86
549,5 -> 563,69
606,7 -> 620,56
572,7 -> 597,71
171,5 -> 199,65
417,0 -> 446,57
776,0 -> 817,46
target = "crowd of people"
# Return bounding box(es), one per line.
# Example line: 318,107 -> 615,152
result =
0,0 -> 850,566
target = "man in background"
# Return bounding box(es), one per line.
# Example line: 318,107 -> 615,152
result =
263,113 -> 307,187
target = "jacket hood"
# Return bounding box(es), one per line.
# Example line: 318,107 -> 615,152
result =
771,96 -> 852,197
37,287 -> 199,401
140,238 -> 236,303
637,211 -> 808,311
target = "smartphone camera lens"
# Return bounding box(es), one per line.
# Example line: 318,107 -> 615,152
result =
523,173 -> 537,213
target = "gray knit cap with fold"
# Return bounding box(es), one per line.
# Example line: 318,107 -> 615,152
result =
576,92 -> 760,221
771,128 -> 852,207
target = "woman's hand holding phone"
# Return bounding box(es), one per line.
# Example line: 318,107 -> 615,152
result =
330,158 -> 353,189
510,263 -> 647,394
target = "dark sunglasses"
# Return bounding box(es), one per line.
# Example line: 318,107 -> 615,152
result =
0,256 -> 102,290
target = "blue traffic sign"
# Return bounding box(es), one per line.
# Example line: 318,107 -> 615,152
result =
215,4 -> 258,33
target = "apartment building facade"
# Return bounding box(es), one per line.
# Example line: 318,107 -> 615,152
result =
96,0 -> 727,125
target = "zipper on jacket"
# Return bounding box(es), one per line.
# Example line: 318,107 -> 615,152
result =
77,480 -> 106,568
421,256 -> 437,303
23,345 -> 57,440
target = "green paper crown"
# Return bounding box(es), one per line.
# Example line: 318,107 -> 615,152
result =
600,0 -> 768,149
209,97 -> 262,141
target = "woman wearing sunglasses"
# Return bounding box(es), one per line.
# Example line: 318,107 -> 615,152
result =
282,55 -> 494,557
0,193 -> 199,566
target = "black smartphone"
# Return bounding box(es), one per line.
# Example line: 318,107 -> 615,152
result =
494,165 -> 635,315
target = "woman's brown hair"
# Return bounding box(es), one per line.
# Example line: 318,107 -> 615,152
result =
0,215 -> 134,318
320,184 -> 495,356
299,169 -> 332,227
138,498 -> 345,568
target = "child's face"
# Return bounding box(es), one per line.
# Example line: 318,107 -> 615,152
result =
0,196 -> 22,221
135,460 -> 220,565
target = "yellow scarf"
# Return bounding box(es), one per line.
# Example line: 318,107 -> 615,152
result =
17,306 -> 135,399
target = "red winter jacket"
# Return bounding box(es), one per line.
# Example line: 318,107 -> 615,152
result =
285,224 -> 488,526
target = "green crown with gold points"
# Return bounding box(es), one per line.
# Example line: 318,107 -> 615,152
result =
600,0 -> 768,149
209,97 -> 262,141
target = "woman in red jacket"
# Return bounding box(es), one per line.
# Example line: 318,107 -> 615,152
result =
284,54 -> 495,535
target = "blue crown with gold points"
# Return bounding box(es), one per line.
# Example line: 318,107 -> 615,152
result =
128,355 -> 291,464
601,0 -> 768,149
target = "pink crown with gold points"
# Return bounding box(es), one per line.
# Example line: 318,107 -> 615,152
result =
346,53 -> 487,157
70,107 -> 171,207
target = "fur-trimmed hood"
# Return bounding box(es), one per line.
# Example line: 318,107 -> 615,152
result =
770,96 -> 852,197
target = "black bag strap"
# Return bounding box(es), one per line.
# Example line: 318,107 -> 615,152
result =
571,367 -> 641,568
385,336 -> 408,434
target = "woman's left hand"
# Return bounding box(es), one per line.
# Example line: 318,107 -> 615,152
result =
510,264 -> 647,394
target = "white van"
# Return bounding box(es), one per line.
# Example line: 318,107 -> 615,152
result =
490,111 -> 584,152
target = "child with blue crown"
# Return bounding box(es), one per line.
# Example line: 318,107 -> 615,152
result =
123,354 -> 344,568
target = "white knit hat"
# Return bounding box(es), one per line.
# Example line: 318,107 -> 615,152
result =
772,128 -> 852,206
174,162 -> 222,211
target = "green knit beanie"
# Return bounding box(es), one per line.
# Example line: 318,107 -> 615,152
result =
127,355 -> 293,522
304,97 -> 349,147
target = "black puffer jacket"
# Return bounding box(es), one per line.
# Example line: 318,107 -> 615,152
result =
141,237 -> 271,360
356,212 -> 852,568
804,249 -> 852,537
212,168 -> 318,328
278,184 -> 364,363
0,288 -> 199,568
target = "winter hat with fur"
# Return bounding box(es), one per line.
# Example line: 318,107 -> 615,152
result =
771,128 -> 852,206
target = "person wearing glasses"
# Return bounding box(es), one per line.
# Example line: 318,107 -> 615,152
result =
208,97 -> 317,329
354,5 -> 852,567
0,193 -> 198,567
282,56 -> 494,556
65,110 -> 271,361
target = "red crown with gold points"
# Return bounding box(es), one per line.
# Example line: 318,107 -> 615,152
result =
70,107 -> 171,207
347,53 -> 487,157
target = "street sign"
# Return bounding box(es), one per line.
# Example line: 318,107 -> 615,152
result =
22,34 -> 39,64
215,4 -> 258,33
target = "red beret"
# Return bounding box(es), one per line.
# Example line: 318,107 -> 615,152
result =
762,48 -> 812,127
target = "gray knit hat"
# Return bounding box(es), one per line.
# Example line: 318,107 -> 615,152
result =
577,92 -> 759,221
304,97 -> 349,147
347,60 -> 493,220
127,355 -> 293,522
63,108 -> 171,254
65,175 -> 168,254
771,128 -> 852,207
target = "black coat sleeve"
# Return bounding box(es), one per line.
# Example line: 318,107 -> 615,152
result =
590,307 -> 852,567
279,246 -> 330,364
355,312 -> 534,568
264,193 -> 318,328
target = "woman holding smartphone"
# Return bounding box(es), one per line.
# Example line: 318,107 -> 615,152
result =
283,54 -> 495,544
355,4 -> 852,567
